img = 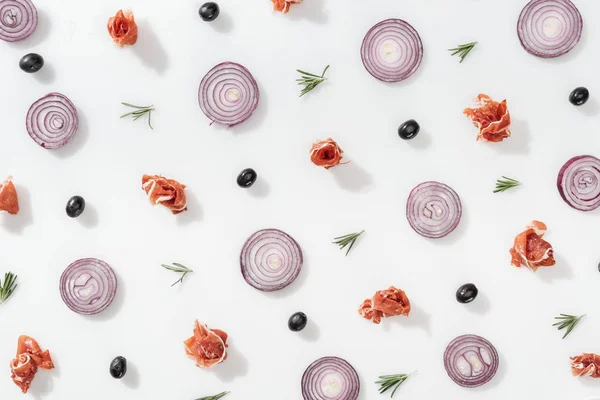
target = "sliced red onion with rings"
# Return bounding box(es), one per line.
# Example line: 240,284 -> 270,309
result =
198,61 -> 259,127
0,0 -> 37,42
240,228 -> 303,292
26,92 -> 79,149
360,18 -> 423,82
301,356 -> 360,400
406,181 -> 462,239
557,155 -> 600,212
517,0 -> 583,58
59,258 -> 117,315
444,334 -> 499,388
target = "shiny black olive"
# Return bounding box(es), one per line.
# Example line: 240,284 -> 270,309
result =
19,53 -> 44,73
569,87 -> 589,106
109,356 -> 127,379
398,119 -> 420,140
456,283 -> 478,304
237,168 -> 257,188
199,2 -> 220,21
66,196 -> 85,218
288,311 -> 308,332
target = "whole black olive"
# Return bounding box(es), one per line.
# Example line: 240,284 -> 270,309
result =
66,196 -> 85,218
199,2 -> 220,21
109,356 -> 127,379
569,87 -> 589,106
288,311 -> 308,332
456,283 -> 478,304
19,53 -> 44,73
237,168 -> 257,188
398,119 -> 420,140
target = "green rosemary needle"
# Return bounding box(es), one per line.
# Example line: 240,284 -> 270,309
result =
195,391 -> 230,400
332,230 -> 365,256
121,102 -> 155,129
448,41 -> 478,63
493,176 -> 521,193
0,272 -> 17,304
376,373 -> 412,397
296,65 -> 330,97
553,314 -> 586,339
161,263 -> 193,287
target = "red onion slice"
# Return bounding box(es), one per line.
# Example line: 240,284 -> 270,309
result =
557,155 -> 600,212
360,18 -> 423,83
517,0 -> 583,58
0,0 -> 37,42
59,258 -> 117,315
198,61 -> 259,127
444,334 -> 499,388
406,181 -> 462,239
240,228 -> 303,292
301,356 -> 360,400
26,92 -> 79,149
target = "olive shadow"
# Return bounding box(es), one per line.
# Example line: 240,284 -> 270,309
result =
8,8 -> 51,49
490,118 -> 530,155
464,290 -> 491,315
77,201 -> 99,229
176,189 -> 204,225
537,253 -> 574,283
247,177 -> 270,198
470,347 -> 507,392
261,250 -> 309,299
406,129 -> 432,150
32,62 -> 56,85
331,162 -> 374,193
122,359 -> 140,389
214,344 -> 249,382
51,107 -> 90,159
434,202 -> 468,246
29,351 -> 60,400
577,97 -> 600,117
87,268 -> 125,322
287,0 -> 328,24
209,11 -> 233,33
132,20 -> 169,75
299,319 -> 320,342
1,185 -> 33,235
229,79 -> 268,135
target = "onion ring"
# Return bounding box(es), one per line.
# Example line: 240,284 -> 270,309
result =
301,356 -> 360,400
444,334 -> 499,388
406,181 -> 462,239
557,155 -> 600,211
26,92 -> 79,149
59,258 -> 117,315
0,0 -> 37,42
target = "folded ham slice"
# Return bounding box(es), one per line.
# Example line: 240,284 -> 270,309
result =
0,176 -> 19,215
571,353 -> 600,378
184,320 -> 228,368
358,286 -> 411,324
141,174 -> 187,215
10,336 -> 54,393
509,221 -> 555,272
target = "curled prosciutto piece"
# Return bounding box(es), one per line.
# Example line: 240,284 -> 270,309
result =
10,335 -> 54,393
271,0 -> 302,14
358,286 -> 411,324
509,221 -> 555,272
184,320 -> 228,368
141,174 -> 187,215
0,176 -> 19,214
310,138 -> 346,169
463,94 -> 511,142
107,10 -> 138,47
571,353 -> 600,378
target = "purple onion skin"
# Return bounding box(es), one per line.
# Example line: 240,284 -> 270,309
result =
0,0 -> 38,42
59,258 -> 117,315
26,92 -> 79,149
557,155 -> 600,212
443,334 -> 499,388
301,356 -> 360,400
406,181 -> 462,239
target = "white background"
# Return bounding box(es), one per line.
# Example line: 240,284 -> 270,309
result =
1,0 -> 600,399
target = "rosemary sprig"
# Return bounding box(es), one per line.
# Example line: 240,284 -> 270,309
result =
448,41 -> 478,63
332,230 -> 364,256
161,263 -> 193,287
553,314 -> 586,339
376,373 -> 412,398
120,102 -> 155,129
0,272 -> 17,304
296,65 -> 329,97
195,391 -> 230,400
493,176 -> 521,193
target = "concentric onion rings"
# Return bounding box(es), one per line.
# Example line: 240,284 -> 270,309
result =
0,0 -> 37,42
406,181 -> 462,239
444,334 -> 499,388
557,155 -> 600,212
301,356 -> 360,400
59,258 -> 117,315
26,92 -> 79,149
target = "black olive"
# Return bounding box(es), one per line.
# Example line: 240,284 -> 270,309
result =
66,196 -> 85,218
569,87 -> 589,106
19,53 -> 44,73
288,311 -> 307,332
456,283 -> 478,304
237,168 -> 257,188
109,356 -> 127,379
398,119 -> 420,140
199,2 -> 220,21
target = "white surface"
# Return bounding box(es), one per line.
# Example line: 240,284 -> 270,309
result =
1,0 -> 600,399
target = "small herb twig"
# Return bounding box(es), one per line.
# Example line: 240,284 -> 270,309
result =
120,102 -> 155,129
161,263 -> 193,287
376,373 -> 413,398
332,230 -> 364,256
493,176 -> 521,193
448,41 -> 478,63
195,391 -> 230,400
296,65 -> 329,97
0,272 -> 17,304
553,314 -> 586,339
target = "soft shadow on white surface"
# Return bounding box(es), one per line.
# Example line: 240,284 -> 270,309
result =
132,21 -> 169,75
537,253 -> 574,283
33,63 -> 56,85
77,202 -> 99,228
248,178 -> 270,198
406,130 -> 432,150
123,359 -> 140,389
299,320 -> 320,342
384,304 -> 431,335
9,9 -> 50,49
51,108 -> 89,159
210,12 -> 234,33
489,117 -> 530,155
1,185 -> 33,234
331,162 -> 374,193
176,190 -> 204,225
29,354 -> 59,400
471,348 -> 506,392
88,269 -> 125,321
465,291 -> 491,315
578,97 -> 600,117
288,0 -> 328,24
215,345 -> 249,382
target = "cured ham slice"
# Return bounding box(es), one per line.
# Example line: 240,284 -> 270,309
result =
271,0 -> 302,14
10,336 -> 54,393
184,320 -> 228,368
509,221 -> 555,272
0,176 -> 19,214
571,353 -> 600,378
141,175 -> 187,215
358,286 -> 411,324
310,138 -> 346,169
107,10 -> 138,47
463,94 -> 511,142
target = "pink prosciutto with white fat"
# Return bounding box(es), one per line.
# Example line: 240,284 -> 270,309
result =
509,220 -> 555,272
141,175 -> 187,214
